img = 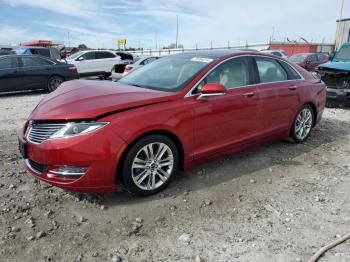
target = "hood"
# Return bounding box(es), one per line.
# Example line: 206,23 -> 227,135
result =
29,80 -> 177,120
317,62 -> 350,72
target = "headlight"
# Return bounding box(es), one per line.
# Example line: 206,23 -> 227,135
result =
50,122 -> 109,139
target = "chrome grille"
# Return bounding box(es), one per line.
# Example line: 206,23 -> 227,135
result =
27,123 -> 66,144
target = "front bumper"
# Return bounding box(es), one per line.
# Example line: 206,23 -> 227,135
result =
326,88 -> 350,103
20,125 -> 127,193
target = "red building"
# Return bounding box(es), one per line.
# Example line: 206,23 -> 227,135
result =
268,42 -> 334,56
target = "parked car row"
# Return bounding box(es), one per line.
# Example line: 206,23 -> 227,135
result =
0,48 -> 160,93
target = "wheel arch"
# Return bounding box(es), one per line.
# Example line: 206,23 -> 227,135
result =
115,129 -> 185,185
48,74 -> 66,81
304,102 -> 317,127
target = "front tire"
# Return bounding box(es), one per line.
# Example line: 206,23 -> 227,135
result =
47,76 -> 64,92
290,104 -> 314,143
122,135 -> 179,196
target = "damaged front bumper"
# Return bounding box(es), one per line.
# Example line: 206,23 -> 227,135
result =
317,69 -> 350,105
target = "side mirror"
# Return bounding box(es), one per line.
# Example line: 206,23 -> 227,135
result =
305,60 -> 311,64
77,56 -> 85,61
198,83 -> 226,100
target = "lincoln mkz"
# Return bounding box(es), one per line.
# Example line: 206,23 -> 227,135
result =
19,50 -> 326,195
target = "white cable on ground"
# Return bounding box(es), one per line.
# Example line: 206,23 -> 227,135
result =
308,231 -> 350,262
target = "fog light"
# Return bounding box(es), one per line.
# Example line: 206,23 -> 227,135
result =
49,166 -> 88,178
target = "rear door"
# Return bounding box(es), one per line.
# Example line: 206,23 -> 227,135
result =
18,56 -> 54,89
95,51 -> 117,72
0,57 -> 19,92
254,56 -> 300,135
193,56 -> 260,159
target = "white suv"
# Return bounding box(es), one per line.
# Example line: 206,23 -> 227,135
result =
66,50 -> 122,79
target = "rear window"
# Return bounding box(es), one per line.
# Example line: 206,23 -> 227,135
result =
30,48 -> 50,58
317,53 -> 327,61
255,57 -> 288,83
21,57 -> 52,67
289,54 -> 307,62
279,61 -> 302,80
96,51 -> 116,59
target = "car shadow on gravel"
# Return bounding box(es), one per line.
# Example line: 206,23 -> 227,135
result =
65,117 -> 350,206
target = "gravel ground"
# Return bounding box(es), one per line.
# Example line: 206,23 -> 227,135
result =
0,90 -> 350,262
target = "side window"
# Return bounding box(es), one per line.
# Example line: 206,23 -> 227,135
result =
203,57 -> 251,89
80,52 -> 95,60
37,49 -> 50,58
279,61 -> 302,80
317,54 -> 326,61
308,54 -> 317,62
96,52 -> 115,59
0,58 -> 17,69
21,57 -> 50,67
141,58 -> 149,65
255,57 -> 288,83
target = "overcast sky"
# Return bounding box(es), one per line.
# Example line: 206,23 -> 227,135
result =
0,0 -> 349,49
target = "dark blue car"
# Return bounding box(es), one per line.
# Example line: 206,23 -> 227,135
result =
0,55 -> 79,93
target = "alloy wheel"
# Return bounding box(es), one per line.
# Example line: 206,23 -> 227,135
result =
294,108 -> 313,140
131,142 -> 174,191
49,78 -> 63,91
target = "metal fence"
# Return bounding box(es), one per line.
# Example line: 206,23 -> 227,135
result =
127,43 -> 270,56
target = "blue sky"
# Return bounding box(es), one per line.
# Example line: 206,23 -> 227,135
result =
0,0 -> 349,49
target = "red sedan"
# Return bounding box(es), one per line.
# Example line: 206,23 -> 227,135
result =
19,50 -> 326,195
289,53 -> 329,72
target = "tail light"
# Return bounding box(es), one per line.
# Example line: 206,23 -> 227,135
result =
124,65 -> 133,73
68,66 -> 77,72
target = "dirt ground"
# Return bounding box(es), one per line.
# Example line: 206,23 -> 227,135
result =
0,90 -> 350,262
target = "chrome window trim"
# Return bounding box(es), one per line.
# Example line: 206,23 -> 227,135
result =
184,54 -> 305,98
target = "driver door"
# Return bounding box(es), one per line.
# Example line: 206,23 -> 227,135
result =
192,57 -> 260,159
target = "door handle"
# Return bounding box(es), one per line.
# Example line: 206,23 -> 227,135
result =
242,92 -> 254,97
288,85 -> 297,90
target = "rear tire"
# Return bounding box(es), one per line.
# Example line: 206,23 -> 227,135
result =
47,76 -> 64,92
122,135 -> 179,196
290,104 -> 315,143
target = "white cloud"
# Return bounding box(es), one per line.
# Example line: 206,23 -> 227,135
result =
1,0 -> 349,49
0,26 -> 52,45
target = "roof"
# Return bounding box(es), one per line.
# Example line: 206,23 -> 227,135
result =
337,17 -> 350,22
169,49 -> 253,59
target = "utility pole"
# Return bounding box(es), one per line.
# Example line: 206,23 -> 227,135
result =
339,0 -> 344,20
175,15 -> 179,49
68,32 -> 70,48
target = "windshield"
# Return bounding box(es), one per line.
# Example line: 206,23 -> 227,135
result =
119,55 -> 212,92
335,45 -> 350,61
68,51 -> 83,60
289,54 -> 307,62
